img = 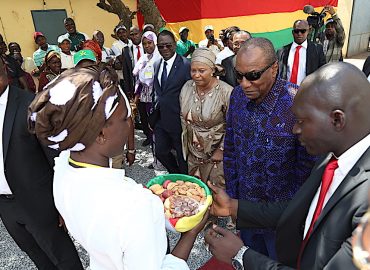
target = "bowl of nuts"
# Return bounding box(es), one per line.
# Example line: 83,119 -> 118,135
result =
147,174 -> 212,232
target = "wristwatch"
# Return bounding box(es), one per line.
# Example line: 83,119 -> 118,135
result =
232,245 -> 249,270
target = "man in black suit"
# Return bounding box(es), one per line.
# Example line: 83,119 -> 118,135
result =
220,30 -> 251,87
0,57 -> 82,269
152,30 -> 191,174
205,62 -> 370,270
277,20 -> 326,85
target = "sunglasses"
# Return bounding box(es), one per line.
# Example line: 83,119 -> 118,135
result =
234,61 -> 275,81
293,29 -> 307,34
157,44 -> 173,50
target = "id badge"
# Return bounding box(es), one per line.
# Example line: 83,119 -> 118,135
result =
144,71 -> 153,79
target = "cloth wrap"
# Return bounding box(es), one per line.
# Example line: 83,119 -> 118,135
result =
191,48 -> 225,76
28,65 -> 130,152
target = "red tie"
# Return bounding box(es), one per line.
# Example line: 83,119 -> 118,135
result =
290,45 -> 302,84
297,156 -> 338,269
136,45 -> 141,61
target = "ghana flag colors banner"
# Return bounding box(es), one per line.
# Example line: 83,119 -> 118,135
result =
152,0 -> 338,49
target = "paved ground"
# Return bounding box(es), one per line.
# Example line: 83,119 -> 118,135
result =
0,130 -> 212,270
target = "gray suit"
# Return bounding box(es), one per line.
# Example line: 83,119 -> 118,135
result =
238,148 -> 370,269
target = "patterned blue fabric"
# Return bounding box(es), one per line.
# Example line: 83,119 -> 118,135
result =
224,77 -> 316,202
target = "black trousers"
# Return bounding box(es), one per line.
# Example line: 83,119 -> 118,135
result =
154,124 -> 188,174
0,196 -> 83,270
137,101 -> 152,139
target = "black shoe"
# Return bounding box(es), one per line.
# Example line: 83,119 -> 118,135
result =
141,138 -> 152,147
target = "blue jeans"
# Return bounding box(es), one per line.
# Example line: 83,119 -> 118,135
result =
240,229 -> 277,259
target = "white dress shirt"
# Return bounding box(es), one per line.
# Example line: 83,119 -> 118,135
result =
304,133 -> 370,238
215,47 -> 234,65
111,39 -> 133,56
132,43 -> 144,66
157,53 -> 177,87
287,40 -> 307,86
0,86 -> 12,195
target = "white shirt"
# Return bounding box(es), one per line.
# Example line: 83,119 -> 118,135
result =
111,39 -> 133,56
287,40 -> 307,86
101,47 -> 113,63
60,51 -> 75,69
304,133 -> 370,238
0,86 -> 12,195
198,38 -> 224,55
53,151 -> 189,270
132,43 -> 144,66
157,53 -> 177,87
215,47 -> 234,65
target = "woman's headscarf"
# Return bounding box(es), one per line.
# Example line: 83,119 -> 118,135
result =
83,40 -> 102,62
132,31 -> 161,85
191,48 -> 225,77
45,50 -> 61,64
28,66 -> 131,152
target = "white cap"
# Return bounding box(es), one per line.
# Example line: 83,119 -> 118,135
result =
57,35 -> 71,44
179,27 -> 189,34
204,25 -> 214,32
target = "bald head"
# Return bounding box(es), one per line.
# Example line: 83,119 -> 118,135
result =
293,20 -> 309,29
292,62 -> 370,156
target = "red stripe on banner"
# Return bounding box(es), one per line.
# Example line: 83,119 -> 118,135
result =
155,0 -> 338,23
137,0 -> 145,30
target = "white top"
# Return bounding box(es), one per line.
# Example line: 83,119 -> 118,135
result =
102,47 -> 114,63
0,86 -> 11,195
287,40 -> 307,86
367,74 -> 370,83
304,133 -> 370,238
215,47 -> 233,65
157,53 -> 177,87
111,40 -> 133,56
132,43 -> 145,66
60,51 -> 75,69
53,151 -> 189,270
198,38 -> 224,56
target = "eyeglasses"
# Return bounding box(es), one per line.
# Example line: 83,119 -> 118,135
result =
234,61 -> 275,81
293,29 -> 307,34
157,44 -> 173,50
353,211 -> 370,270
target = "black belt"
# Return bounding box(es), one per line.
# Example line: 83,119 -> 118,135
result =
0,194 -> 15,200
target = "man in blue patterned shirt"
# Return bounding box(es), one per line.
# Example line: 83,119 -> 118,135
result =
224,38 -> 316,259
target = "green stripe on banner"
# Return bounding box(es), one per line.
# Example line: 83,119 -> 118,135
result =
252,28 -> 293,51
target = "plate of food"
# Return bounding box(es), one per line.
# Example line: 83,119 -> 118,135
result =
147,174 -> 212,232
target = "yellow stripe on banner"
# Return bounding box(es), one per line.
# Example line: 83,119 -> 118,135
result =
167,7 -> 332,43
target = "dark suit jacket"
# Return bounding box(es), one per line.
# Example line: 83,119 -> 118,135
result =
220,55 -> 238,87
153,54 -> 191,133
3,86 -> 59,226
237,149 -> 370,270
122,46 -> 134,96
363,56 -> 370,77
277,41 -> 326,80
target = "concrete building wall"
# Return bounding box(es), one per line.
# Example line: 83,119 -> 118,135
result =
0,0 -> 137,58
347,0 -> 370,57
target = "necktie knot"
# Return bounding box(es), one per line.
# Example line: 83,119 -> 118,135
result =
296,45 -> 302,50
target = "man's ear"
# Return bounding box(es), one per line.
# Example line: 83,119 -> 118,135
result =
331,109 -> 345,131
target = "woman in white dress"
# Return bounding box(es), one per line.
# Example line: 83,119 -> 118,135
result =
28,66 -> 208,270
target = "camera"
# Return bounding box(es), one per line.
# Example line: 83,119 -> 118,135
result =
303,5 -> 327,43
208,35 -> 215,43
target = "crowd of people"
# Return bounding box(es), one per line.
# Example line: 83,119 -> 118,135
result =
0,4 -> 370,270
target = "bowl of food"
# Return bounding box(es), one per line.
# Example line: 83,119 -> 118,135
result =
147,174 -> 212,232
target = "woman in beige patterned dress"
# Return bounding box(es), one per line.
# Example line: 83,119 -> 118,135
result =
180,48 -> 233,188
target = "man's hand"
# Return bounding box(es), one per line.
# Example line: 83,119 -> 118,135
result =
325,5 -> 336,16
126,151 -> 135,166
205,225 -> 244,264
188,45 -> 195,54
207,181 -> 238,218
58,214 -> 68,232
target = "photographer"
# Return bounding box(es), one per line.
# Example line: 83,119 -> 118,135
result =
320,5 -> 345,62
199,25 -> 224,56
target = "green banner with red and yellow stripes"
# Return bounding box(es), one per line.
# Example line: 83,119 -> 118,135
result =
155,0 -> 338,49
